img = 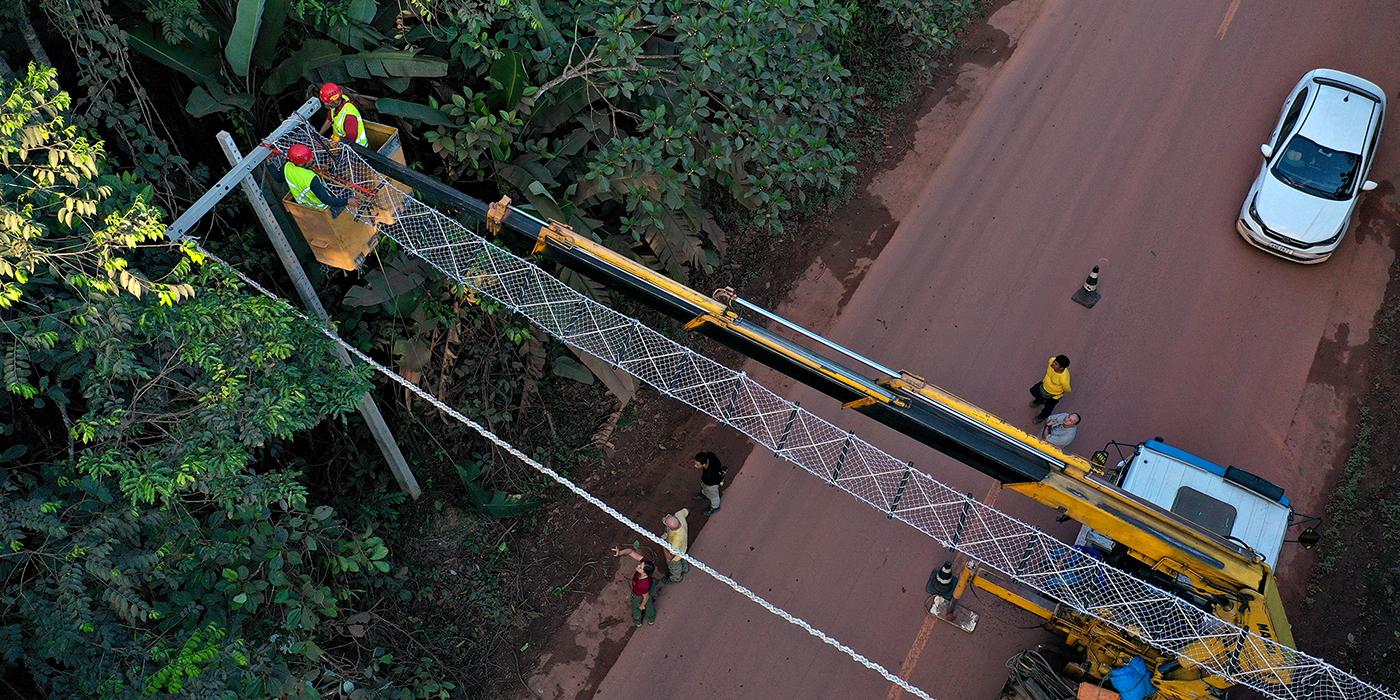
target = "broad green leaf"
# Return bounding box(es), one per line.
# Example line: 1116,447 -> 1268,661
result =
528,78 -> 590,134
454,461 -> 484,485
392,338 -> 430,372
185,86 -> 254,118
185,87 -> 225,118
478,491 -> 541,518
225,0 -> 266,77
550,356 -> 593,385
0,444 -> 25,463
251,0 -> 291,68
125,26 -> 221,86
267,44 -> 447,94
569,349 -> 636,405
348,0 -> 377,23
263,39 -> 342,94
521,0 -> 562,46
487,51 -> 526,111
375,98 -> 453,127
340,51 -> 447,80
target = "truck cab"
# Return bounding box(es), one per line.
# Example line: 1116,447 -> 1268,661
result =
1079,439 -> 1292,571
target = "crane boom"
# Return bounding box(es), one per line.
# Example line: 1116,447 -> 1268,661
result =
354,145 -> 1278,603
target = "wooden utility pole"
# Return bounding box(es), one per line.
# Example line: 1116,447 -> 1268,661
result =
217,132 -> 421,499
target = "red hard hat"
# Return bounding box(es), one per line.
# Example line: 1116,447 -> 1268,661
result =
319,82 -> 344,104
287,144 -> 313,166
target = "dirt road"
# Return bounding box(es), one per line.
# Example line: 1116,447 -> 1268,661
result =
591,0 -> 1400,697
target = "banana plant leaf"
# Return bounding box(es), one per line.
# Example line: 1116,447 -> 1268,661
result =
264,41 -> 447,94
331,0 -> 380,49
487,50 -> 526,111
521,0 -> 562,46
225,0 -> 265,77
343,50 -> 448,79
263,39 -> 341,94
125,26 -> 221,86
455,462 -> 540,518
527,78 -> 591,134
375,98 -> 454,126
251,0 -> 291,68
186,85 -> 255,117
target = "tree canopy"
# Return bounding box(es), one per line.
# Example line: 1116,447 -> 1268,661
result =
0,64 -> 439,698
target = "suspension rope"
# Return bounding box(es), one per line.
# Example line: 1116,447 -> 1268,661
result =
196,246 -> 937,700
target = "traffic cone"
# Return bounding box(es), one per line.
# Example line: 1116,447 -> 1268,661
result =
1071,265 -> 1101,308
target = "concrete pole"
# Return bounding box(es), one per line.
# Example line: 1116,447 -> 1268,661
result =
217,131 -> 421,499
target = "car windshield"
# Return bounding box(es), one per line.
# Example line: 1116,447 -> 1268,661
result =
1271,135 -> 1361,200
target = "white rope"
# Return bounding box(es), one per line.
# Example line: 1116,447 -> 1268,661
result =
196,246 -> 937,700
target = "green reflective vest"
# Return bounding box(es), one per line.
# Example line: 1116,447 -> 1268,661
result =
331,101 -> 369,147
284,162 -> 327,210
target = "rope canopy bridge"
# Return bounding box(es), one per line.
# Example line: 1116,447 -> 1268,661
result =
164,103 -> 1396,700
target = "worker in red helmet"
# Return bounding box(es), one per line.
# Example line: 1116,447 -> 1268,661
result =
318,82 -> 368,147
283,144 -> 357,216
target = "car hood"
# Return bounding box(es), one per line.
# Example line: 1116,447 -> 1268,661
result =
1255,174 -> 1351,244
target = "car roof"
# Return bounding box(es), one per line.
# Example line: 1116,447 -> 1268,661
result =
1298,82 -> 1380,153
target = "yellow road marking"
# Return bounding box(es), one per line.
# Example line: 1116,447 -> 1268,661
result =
887,485 -> 1002,699
1217,0 -> 1241,40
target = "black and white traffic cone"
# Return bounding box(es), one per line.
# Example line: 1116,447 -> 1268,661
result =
1071,265 -> 1102,308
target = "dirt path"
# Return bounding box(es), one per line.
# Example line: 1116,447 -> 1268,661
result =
588,0 -> 1400,698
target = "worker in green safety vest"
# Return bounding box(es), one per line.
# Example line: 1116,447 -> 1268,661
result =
283,144 -> 358,216
319,82 -> 369,147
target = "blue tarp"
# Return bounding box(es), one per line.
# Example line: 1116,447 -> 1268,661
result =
1108,656 -> 1155,700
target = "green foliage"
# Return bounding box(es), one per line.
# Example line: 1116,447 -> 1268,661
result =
455,456 -> 541,518
263,40 -> 449,95
0,66 -> 434,698
35,0 -> 201,188
226,0 -> 268,77
28,0 -> 980,281
876,0 -> 982,58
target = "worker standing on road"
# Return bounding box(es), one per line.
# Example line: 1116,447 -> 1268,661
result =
283,144 -> 358,217
610,546 -> 657,626
1029,355 -> 1072,423
319,82 -> 368,147
662,510 -> 690,583
1040,412 -> 1081,448
692,452 -> 726,516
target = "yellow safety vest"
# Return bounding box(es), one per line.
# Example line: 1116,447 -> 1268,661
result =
284,162 -> 327,210
331,100 -> 369,147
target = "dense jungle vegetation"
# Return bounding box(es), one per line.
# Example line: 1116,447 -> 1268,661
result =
0,0 -> 984,695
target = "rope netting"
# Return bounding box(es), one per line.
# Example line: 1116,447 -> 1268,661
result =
265,120 -> 1393,700
197,247 -> 936,700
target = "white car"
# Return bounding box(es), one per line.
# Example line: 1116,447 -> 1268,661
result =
1237,69 -> 1385,263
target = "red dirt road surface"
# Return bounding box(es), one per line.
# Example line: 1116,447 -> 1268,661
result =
594,1 -> 1400,698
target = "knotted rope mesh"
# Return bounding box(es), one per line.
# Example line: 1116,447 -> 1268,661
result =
267,120 -> 1392,700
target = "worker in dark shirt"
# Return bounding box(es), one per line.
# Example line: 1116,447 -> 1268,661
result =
691,451 -> 726,516
282,144 -> 358,217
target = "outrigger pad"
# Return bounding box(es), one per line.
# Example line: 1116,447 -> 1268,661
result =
929,595 -> 979,633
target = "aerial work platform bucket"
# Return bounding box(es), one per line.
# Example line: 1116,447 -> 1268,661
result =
282,121 -> 407,271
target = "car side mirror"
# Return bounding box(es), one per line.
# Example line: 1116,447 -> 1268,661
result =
1362,180 -> 1378,192
1259,144 -> 1273,159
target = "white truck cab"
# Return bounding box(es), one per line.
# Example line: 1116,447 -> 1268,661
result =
1079,439 -> 1293,570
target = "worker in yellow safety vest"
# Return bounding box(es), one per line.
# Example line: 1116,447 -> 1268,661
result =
283,144 -> 358,216
319,82 -> 369,147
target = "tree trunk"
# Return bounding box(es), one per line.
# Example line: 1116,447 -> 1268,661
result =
19,5 -> 53,66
